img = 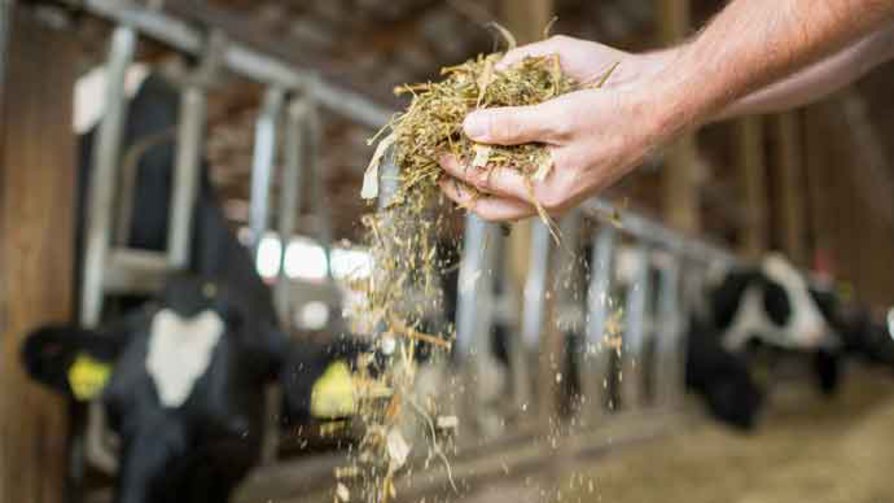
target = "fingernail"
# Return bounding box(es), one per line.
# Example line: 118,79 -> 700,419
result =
463,113 -> 487,139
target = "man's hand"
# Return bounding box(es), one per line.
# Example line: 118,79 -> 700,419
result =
438,0 -> 894,222
438,36 -> 675,221
495,35 -> 664,87
438,85 -> 669,221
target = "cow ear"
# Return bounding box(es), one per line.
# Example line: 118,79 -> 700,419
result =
20,325 -> 119,401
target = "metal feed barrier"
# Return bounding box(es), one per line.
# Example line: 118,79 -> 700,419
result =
438,205 -> 733,476
231,192 -> 736,503
10,1 -> 742,500
65,0 -> 351,486
458,202 -> 732,420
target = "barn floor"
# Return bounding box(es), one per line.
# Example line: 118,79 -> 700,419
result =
455,365 -> 894,503
236,365 -> 894,503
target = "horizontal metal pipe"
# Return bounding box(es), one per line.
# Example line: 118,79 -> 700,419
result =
82,0 -> 392,128
580,198 -> 733,265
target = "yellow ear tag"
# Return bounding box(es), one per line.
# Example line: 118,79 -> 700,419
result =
310,360 -> 356,419
67,354 -> 112,401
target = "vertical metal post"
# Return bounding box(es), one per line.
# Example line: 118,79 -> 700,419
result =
80,26 -> 137,476
582,225 -> 616,420
554,212 -> 585,420
305,98 -> 333,264
455,215 -> 495,357
377,150 -> 399,211
80,26 -> 136,327
516,221 -> 552,418
0,0 -> 12,91
249,86 -> 285,256
521,221 -> 552,350
166,85 -> 206,268
275,96 -> 308,327
554,210 -> 583,307
621,245 -> 650,410
655,254 -> 683,407
455,215 -> 499,436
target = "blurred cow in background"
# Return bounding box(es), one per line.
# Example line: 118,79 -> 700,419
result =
687,254 -> 894,429
25,275 -> 283,503
20,71 -> 356,502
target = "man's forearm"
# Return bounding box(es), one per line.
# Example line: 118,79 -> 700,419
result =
720,23 -> 894,119
643,0 -> 894,135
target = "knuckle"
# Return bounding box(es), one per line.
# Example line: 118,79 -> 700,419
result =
549,148 -> 567,168
491,113 -> 519,141
540,104 -> 574,139
469,168 -> 492,191
549,116 -> 573,139
536,190 -> 564,211
550,34 -> 570,45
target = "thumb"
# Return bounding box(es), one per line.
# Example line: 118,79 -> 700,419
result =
463,104 -> 558,145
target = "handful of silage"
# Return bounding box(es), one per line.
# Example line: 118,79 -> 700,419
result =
363,49 -> 590,216
340,40 -> 616,503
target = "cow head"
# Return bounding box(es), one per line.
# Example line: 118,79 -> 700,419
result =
711,254 -> 834,351
22,274 -> 286,503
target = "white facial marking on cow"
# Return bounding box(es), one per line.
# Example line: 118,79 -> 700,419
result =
887,308 -> 894,340
146,309 -> 224,408
721,255 -> 832,351
761,255 -> 830,348
721,286 -> 766,351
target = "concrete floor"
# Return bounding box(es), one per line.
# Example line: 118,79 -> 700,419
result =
449,366 -> 894,503
235,365 -> 894,503
550,366 -> 894,503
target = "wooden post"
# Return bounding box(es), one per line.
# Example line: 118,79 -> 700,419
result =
658,0 -> 699,233
502,0 -> 553,45
0,7 -> 76,503
772,112 -> 806,265
736,116 -> 768,259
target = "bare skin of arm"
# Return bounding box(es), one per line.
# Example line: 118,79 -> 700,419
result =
437,0 -> 894,221
720,23 -> 894,119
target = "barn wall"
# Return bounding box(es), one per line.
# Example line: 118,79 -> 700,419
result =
804,101 -> 894,307
0,7 -> 76,503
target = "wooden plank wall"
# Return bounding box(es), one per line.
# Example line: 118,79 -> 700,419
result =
735,117 -> 768,259
658,0 -> 700,234
0,7 -> 77,503
803,101 -> 894,306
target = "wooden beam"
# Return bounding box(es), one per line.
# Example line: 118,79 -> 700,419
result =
772,112 -> 806,265
736,116 -> 768,259
0,7 -> 76,503
657,0 -> 699,233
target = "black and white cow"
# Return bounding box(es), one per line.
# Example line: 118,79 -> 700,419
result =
26,275 -> 283,503
21,71 -> 349,502
687,254 -> 894,429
